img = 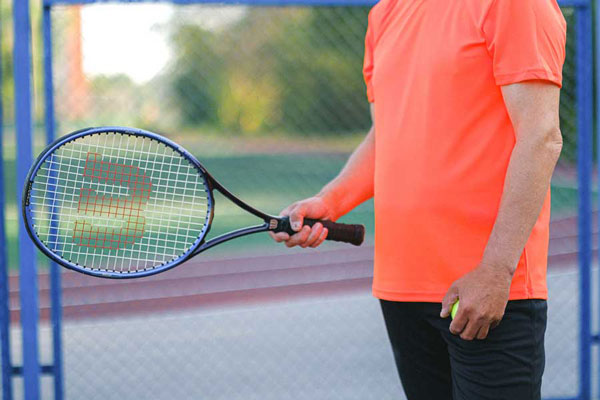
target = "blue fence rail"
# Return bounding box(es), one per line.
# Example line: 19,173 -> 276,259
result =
42,4 -> 64,399
577,2 -> 593,399
3,0 -> 596,399
13,0 -> 40,399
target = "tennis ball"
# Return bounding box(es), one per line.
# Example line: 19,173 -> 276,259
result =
450,300 -> 459,319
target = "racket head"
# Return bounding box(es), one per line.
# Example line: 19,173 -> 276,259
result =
23,127 -> 214,278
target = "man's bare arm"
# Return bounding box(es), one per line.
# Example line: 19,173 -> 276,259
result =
317,104 -> 376,221
482,83 -> 563,272
441,81 -> 562,340
271,104 -> 376,248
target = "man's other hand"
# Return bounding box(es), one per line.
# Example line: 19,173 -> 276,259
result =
440,264 -> 512,340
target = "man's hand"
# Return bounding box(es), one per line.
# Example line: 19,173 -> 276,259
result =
269,196 -> 335,248
441,264 -> 512,340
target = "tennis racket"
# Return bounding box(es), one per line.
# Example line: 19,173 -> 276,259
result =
22,126 -> 365,279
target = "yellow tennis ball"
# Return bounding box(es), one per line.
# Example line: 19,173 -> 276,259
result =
451,300 -> 459,319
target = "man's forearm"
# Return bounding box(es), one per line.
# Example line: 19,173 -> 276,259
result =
481,132 -> 562,275
317,126 -> 375,221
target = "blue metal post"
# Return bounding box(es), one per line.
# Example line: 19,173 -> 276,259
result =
577,3 -> 593,400
12,0 -> 41,399
0,4 -> 13,400
42,5 -> 64,400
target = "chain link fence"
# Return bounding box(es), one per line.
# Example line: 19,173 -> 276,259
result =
0,2 -> 589,399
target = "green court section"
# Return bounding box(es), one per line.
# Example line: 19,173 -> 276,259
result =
4,143 -> 583,270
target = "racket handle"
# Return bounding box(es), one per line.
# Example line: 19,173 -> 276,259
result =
278,216 -> 365,246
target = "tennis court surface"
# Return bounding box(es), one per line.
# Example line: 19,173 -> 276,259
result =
3,213 -> 585,399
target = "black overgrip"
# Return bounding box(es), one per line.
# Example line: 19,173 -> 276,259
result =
277,216 -> 365,246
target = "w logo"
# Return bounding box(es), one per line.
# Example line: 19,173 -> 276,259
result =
73,153 -> 152,250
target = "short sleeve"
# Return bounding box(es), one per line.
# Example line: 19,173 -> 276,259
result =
363,15 -> 375,103
482,0 -> 566,87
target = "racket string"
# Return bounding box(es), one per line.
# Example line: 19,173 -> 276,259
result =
29,131 -> 212,273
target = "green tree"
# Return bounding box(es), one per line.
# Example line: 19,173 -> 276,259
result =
169,24 -> 224,126
1,0 -> 45,126
271,8 -> 371,134
167,7 -> 372,135
1,0 -> 14,125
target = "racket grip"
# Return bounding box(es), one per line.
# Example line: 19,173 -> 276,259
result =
278,216 -> 365,246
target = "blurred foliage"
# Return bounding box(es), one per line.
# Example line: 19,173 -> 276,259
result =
0,4 -> 583,154
273,9 -> 371,133
1,0 -> 45,126
0,4 -> 578,147
1,0 -> 14,124
168,8 -> 371,135
87,74 -> 140,123
164,5 -> 579,156
171,25 -> 224,126
559,8 -> 577,161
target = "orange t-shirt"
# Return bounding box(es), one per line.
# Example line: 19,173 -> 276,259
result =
363,0 -> 566,302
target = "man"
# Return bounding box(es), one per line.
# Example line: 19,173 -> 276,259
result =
271,0 -> 566,398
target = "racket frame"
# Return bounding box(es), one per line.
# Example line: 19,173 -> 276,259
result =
22,126 -> 285,278
189,175 -> 279,257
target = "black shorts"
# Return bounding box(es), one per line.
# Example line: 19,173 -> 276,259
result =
380,299 -> 547,400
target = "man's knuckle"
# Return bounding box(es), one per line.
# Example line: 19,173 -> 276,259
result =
476,312 -> 489,321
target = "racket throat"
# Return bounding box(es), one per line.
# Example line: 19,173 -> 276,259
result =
270,217 -> 295,234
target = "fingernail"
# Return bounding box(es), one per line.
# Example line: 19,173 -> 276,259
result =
292,222 -> 301,231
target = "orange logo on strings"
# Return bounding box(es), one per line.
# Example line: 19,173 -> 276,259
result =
73,152 -> 152,250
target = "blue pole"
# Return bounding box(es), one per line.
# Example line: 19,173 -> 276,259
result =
577,3 -> 593,400
42,5 -> 63,400
12,0 -> 40,399
0,4 -> 13,400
